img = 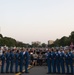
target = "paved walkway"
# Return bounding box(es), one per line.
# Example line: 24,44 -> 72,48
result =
22,66 -> 69,75
0,65 -> 74,75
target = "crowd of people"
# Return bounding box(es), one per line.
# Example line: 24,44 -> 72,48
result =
30,47 -> 74,74
0,46 -> 74,74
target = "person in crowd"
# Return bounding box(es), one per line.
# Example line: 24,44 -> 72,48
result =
68,49 -> 73,74
6,50 -> 10,73
70,42 -> 74,50
10,49 -> 15,73
15,50 -> 19,73
30,52 -> 34,65
33,51 -> 38,66
1,51 -> 5,73
59,49 -> 65,74
47,49 -> 51,74
38,52 -> 42,66
64,50 -> 69,74
55,49 -> 60,74
24,49 -> 30,73
19,49 -> 24,73
51,49 -> 56,73
73,50 -> 74,74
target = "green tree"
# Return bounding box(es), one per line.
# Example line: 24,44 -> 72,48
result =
32,43 -> 39,48
54,39 -> 60,46
0,34 -> 3,38
42,43 -> 47,48
70,31 -> 74,42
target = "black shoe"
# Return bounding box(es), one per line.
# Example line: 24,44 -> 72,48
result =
46,72 -> 50,74
10,72 -> 14,73
15,72 -> 19,73
1,72 -> 4,73
25,72 -> 29,73
62,73 -> 65,74
6,72 -> 10,73
56,72 -> 58,74
58,72 -> 60,74
67,73 -> 73,75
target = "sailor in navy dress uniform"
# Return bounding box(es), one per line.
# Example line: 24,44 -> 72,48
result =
68,50 -> 73,74
19,49 -> 24,72
59,49 -> 65,74
1,51 -> 5,73
10,50 -> 15,73
6,50 -> 10,73
24,49 -> 30,73
47,49 -> 51,74
72,51 -> 74,74
15,50 -> 19,73
55,50 -> 60,74
64,50 -> 69,74
51,49 -> 56,73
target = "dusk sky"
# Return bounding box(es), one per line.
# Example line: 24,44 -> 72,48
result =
0,0 -> 74,44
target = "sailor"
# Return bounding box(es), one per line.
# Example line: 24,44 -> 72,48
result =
59,49 -> 65,74
51,49 -> 56,73
68,49 -> 73,74
19,49 -> 24,72
15,50 -> 19,73
1,51 -> 5,73
24,49 -> 30,73
10,49 -> 15,73
55,49 -> 60,74
6,50 -> 10,73
64,50 -> 69,74
47,49 -> 51,74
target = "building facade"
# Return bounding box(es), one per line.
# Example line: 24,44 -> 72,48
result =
48,40 -> 54,45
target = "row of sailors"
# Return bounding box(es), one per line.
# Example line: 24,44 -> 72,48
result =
0,49 -> 30,73
46,49 -> 74,74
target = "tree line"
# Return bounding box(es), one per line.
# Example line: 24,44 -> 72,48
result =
49,31 -> 74,47
0,34 -> 29,47
0,31 -> 74,47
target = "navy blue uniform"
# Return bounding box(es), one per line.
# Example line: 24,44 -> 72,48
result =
51,52 -> 56,73
19,51 -> 24,72
55,52 -> 60,73
59,52 -> 65,74
47,52 -> 51,73
6,52 -> 10,73
1,52 -> 5,73
65,53 -> 69,74
73,53 -> 74,74
68,52 -> 73,74
24,51 -> 29,73
15,52 -> 19,73
10,51 -> 14,73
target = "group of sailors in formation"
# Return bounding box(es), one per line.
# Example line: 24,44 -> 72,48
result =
0,49 -> 29,73
0,47 -> 74,74
46,49 -> 74,74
